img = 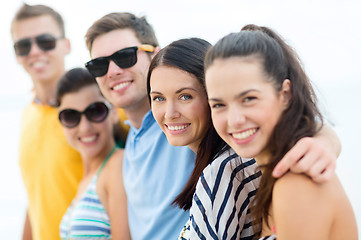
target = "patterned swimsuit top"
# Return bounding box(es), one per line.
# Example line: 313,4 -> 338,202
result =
60,146 -> 117,240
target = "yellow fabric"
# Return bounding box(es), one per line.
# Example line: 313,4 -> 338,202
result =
117,107 -> 129,132
18,103 -> 83,240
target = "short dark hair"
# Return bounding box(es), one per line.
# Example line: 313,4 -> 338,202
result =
85,12 -> 159,53
11,3 -> 65,37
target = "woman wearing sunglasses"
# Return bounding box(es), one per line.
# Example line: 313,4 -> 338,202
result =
147,38 -> 342,239
56,68 -> 130,240
204,25 -> 357,239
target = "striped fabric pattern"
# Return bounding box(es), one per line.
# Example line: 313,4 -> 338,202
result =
59,147 -> 116,240
259,235 -> 277,240
60,174 -> 111,239
186,148 -> 261,240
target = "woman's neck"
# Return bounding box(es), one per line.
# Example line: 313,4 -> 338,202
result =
81,142 -> 116,176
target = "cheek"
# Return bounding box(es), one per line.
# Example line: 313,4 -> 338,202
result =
151,104 -> 165,125
211,112 -> 227,138
63,129 -> 77,148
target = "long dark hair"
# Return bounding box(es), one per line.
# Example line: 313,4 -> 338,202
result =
147,38 -> 228,210
205,25 -> 323,234
56,67 -> 127,145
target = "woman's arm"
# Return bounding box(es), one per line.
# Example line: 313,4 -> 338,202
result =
104,149 -> 131,240
273,125 -> 341,182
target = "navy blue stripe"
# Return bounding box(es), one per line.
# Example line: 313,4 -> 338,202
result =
81,197 -> 101,204
215,158 -> 259,232
194,193 -> 218,239
200,172 -> 212,200
190,214 -> 206,240
211,153 -> 238,204
215,159 -> 242,232
71,225 -> 111,234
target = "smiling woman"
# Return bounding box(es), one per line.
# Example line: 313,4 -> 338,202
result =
204,25 -> 358,239
56,68 -> 130,240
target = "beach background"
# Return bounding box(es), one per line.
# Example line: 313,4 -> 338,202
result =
1,0 -> 360,237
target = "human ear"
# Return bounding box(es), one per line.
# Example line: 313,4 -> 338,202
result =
281,79 -> 292,107
151,46 -> 161,59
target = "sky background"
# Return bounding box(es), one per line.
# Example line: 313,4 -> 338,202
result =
1,0 -> 360,238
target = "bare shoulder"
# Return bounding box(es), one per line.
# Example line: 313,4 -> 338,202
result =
273,172 -> 336,217
98,148 -> 124,191
105,148 -> 124,170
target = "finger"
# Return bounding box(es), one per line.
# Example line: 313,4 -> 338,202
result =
290,149 -> 320,174
273,138 -> 310,178
312,161 -> 336,183
304,156 -> 329,179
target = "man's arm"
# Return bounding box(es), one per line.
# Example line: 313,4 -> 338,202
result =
22,209 -> 32,240
273,125 -> 341,182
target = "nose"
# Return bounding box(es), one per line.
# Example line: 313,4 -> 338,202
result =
108,60 -> 125,78
164,102 -> 180,120
27,40 -> 43,56
77,115 -> 93,132
227,104 -> 246,128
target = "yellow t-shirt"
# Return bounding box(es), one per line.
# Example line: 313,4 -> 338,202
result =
19,103 -> 83,240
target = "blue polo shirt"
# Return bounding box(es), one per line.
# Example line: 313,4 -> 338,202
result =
123,110 -> 196,239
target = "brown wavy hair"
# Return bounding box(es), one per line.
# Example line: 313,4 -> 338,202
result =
205,24 -> 323,235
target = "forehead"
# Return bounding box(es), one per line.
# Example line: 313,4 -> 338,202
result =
59,85 -> 105,110
151,66 -> 202,91
91,28 -> 142,58
205,57 -> 267,96
12,15 -> 62,41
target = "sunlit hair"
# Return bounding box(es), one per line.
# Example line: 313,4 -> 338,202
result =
85,12 -> 159,53
205,24 -> 323,234
147,38 -> 229,210
11,3 -> 65,37
55,67 -> 127,144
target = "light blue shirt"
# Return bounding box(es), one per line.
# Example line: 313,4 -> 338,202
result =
123,111 -> 196,240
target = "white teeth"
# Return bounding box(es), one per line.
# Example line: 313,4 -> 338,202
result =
33,61 -> 46,68
113,82 -> 131,90
81,136 -> 96,143
167,124 -> 188,131
232,128 -> 256,140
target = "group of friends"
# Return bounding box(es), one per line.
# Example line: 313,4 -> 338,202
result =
10,3 -> 358,240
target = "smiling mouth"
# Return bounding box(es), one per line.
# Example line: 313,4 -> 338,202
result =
112,81 -> 132,91
165,124 -> 190,131
79,135 -> 97,143
232,128 -> 257,140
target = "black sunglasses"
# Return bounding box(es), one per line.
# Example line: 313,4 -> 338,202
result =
14,34 -> 64,56
85,44 -> 155,77
58,102 -> 112,128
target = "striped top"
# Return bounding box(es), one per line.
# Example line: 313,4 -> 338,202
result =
59,147 -> 117,240
259,235 -> 277,240
182,147 -> 261,240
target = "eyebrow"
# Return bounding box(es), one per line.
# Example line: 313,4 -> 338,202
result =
208,89 -> 259,101
150,87 -> 199,95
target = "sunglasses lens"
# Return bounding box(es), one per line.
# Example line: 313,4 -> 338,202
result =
36,34 -> 57,51
59,110 -> 81,128
14,39 -> 31,56
85,59 -> 109,78
85,102 -> 109,123
113,48 -> 137,69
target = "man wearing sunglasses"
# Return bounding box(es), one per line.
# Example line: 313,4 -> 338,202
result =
85,13 -> 197,240
10,4 -> 81,240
